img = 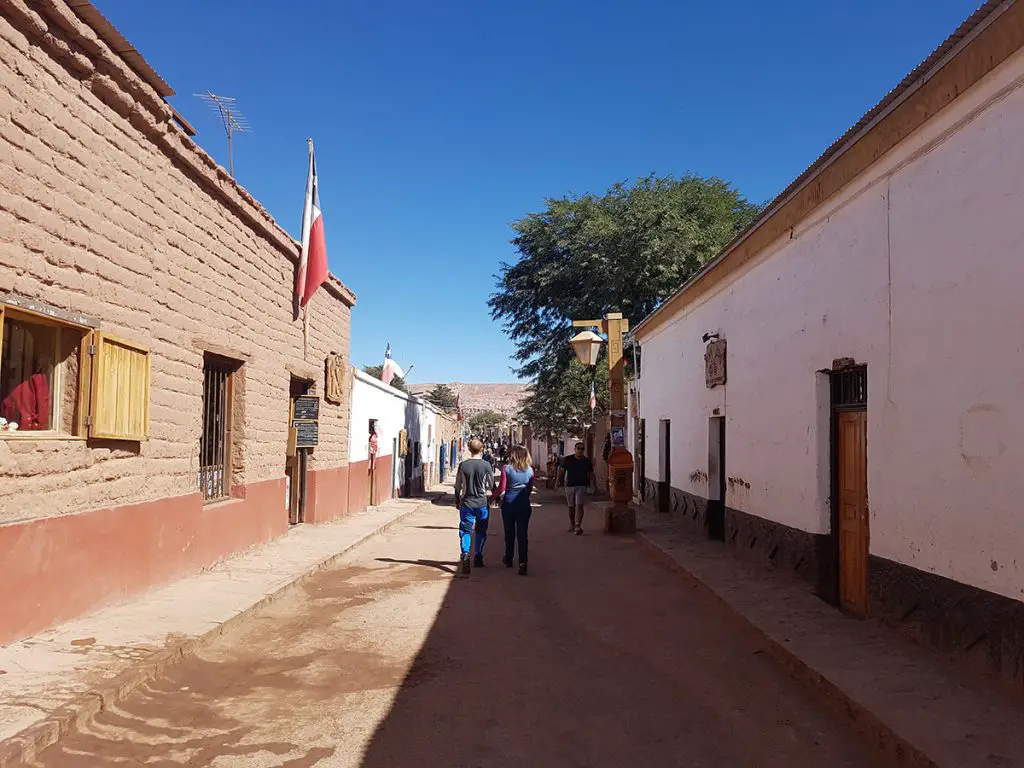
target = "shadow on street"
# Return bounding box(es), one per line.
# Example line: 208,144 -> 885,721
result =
356,489 -> 882,768
375,557 -> 459,575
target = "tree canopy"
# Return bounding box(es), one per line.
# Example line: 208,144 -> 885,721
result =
517,357 -> 608,438
424,384 -> 458,412
491,174 -> 759,432
363,365 -> 407,393
468,410 -> 504,431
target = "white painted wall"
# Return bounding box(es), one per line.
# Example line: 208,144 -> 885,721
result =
638,47 -> 1024,602
349,370 -> 445,488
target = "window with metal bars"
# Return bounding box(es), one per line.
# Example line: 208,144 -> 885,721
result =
831,365 -> 867,410
199,356 -> 235,502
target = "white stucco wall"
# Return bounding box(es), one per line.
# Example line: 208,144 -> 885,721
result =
638,46 -> 1024,601
349,370 -> 443,486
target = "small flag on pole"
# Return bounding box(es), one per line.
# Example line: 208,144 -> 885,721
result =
296,139 -> 328,309
589,382 -> 597,411
381,343 -> 405,386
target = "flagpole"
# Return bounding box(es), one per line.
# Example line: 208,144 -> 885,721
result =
303,305 -> 309,359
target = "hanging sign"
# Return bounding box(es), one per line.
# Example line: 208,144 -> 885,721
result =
293,395 -> 320,448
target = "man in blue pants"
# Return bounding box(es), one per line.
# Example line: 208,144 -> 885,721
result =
453,438 -> 495,575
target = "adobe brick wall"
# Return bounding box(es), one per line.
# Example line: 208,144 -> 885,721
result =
0,1 -> 353,525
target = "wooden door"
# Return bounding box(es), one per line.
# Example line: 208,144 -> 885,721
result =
837,411 -> 868,615
637,419 -> 646,500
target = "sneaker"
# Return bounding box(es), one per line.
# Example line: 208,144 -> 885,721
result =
501,556 -> 513,568
568,524 -> 576,533
473,554 -> 485,568
575,526 -> 583,536
518,562 -> 528,576
460,556 -> 471,575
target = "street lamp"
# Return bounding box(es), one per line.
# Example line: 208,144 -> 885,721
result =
570,330 -> 604,367
570,313 -> 636,534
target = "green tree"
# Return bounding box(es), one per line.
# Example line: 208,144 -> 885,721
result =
424,384 -> 458,412
518,357 -> 608,437
468,410 -> 504,432
363,364 -> 407,393
490,174 -> 759,403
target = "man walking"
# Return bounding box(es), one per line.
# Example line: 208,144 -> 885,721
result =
454,438 -> 496,574
558,441 -> 596,535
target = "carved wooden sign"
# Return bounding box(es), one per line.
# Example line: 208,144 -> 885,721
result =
705,339 -> 727,389
325,353 -> 346,404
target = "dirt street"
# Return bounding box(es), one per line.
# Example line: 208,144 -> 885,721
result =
32,489 -> 882,767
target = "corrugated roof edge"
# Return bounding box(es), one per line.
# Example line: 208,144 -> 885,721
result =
66,0 -> 174,98
633,0 -> 1009,339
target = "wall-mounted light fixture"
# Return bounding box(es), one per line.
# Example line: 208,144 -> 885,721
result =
702,332 -> 720,344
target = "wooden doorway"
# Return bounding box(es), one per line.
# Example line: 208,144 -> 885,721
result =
658,419 -> 671,512
707,416 -> 726,541
832,366 -> 868,616
637,418 -> 646,501
286,378 -> 312,525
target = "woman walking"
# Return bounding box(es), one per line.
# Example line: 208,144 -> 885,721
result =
495,445 -> 534,575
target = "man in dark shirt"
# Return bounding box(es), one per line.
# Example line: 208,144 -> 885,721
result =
558,441 -> 596,535
454,438 -> 496,574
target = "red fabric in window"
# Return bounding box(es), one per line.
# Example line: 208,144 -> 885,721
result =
1,374 -> 50,430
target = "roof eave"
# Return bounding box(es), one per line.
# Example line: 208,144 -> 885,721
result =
633,0 -> 1013,341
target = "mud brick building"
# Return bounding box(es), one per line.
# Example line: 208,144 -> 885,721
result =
0,1 -> 357,643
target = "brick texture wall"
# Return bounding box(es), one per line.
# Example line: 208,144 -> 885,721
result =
0,2 -> 353,524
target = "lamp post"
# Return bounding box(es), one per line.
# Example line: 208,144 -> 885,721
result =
570,312 -> 636,534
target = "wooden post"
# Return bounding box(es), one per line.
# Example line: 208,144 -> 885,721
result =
572,314 -> 636,533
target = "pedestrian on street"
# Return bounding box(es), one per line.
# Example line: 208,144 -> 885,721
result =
557,441 -> 596,535
494,444 -> 534,575
454,438 -> 496,575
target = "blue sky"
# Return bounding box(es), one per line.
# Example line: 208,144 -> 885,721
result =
96,0 -> 979,384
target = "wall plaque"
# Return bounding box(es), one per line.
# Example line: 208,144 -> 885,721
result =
295,419 -> 319,448
293,395 -> 320,448
705,339 -> 727,389
325,353 -> 346,404
293,396 -> 319,420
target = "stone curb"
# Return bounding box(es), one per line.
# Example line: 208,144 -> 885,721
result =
634,532 -> 935,768
0,493 -> 445,768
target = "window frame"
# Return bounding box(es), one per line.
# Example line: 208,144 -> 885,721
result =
0,297 -> 149,443
0,305 -> 83,440
199,353 -> 239,504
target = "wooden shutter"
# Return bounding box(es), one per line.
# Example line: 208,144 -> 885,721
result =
89,332 -> 150,440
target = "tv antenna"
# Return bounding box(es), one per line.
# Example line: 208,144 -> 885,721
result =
194,91 -> 251,177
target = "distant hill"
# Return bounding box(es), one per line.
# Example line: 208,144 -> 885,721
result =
408,382 -> 529,420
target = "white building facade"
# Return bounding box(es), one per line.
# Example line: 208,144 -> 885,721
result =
349,370 -> 456,505
634,3 -> 1024,687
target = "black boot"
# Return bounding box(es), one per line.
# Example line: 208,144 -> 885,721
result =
473,554 -> 485,568
501,555 -> 513,568
518,562 -> 528,576
460,555 -> 471,575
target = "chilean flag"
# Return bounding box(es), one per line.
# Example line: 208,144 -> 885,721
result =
589,382 -> 597,411
297,140 -> 328,308
381,343 -> 405,386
